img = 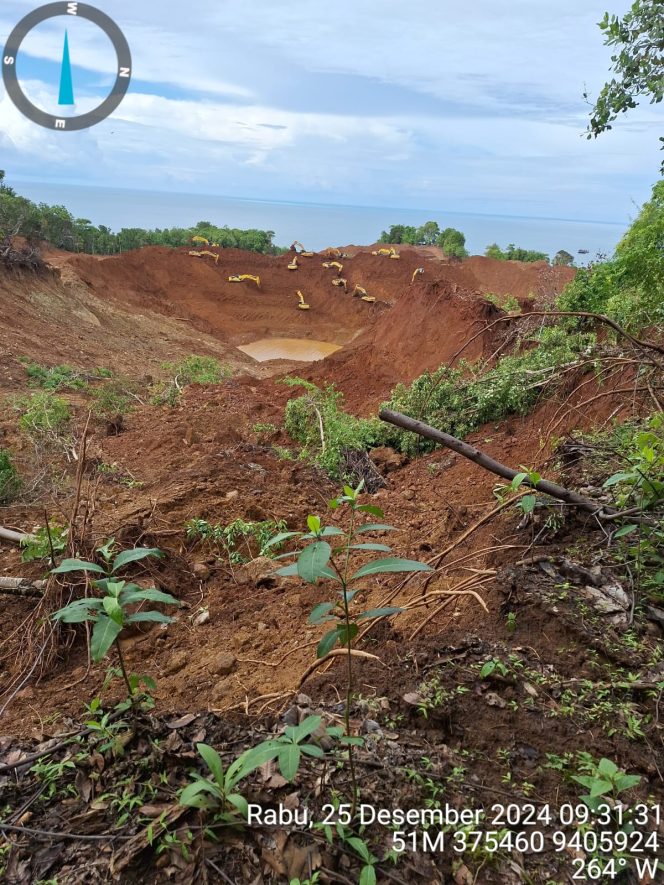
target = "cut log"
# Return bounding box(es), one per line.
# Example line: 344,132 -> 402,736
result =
0,577 -> 46,598
0,527 -> 32,545
379,409 -> 618,517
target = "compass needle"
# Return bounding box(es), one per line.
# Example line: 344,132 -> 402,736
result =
58,29 -> 74,106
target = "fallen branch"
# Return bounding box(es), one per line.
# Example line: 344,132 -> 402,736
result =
380,409 -> 618,517
298,648 -> 383,688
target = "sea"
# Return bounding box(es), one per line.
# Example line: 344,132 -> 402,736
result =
15,181 -> 628,261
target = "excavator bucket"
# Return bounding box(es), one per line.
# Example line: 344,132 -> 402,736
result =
361,295 -> 376,303
300,251 -> 314,258
332,278 -> 348,293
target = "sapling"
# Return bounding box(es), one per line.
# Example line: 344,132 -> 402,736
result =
51,541 -> 178,704
266,480 -> 432,810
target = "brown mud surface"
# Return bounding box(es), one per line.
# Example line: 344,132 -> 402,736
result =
0,245 -> 661,884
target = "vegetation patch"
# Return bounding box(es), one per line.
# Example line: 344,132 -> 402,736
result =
0,448 -> 20,503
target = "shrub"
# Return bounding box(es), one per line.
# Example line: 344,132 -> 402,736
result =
282,378 -> 384,479
22,361 -> 87,391
185,517 -> 288,565
0,449 -> 20,503
558,179 -> 664,332
152,355 -> 230,405
382,327 -> 595,455
91,381 -> 134,423
16,392 -> 71,439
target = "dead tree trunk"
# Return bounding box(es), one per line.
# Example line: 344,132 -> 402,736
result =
379,409 -> 617,517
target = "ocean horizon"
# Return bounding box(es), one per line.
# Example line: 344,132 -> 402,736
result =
15,180 -> 628,260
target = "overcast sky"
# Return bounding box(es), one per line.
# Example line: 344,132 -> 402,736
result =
0,0 -> 661,222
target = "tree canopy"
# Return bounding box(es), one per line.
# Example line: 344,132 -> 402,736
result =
586,1 -> 664,168
0,172 -> 282,256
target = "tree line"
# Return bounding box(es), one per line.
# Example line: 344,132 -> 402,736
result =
0,172 -> 283,256
379,219 -> 575,265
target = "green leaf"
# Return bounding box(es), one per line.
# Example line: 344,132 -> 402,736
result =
51,558 -> 106,575
349,543 -> 392,552
297,542 -> 332,584
511,472 -> 528,491
226,793 -> 249,818
589,780 -> 613,798
302,527 -> 344,539
300,744 -> 325,759
604,472 -> 633,488
121,588 -> 179,606
597,758 -> 619,777
337,623 -> 359,645
112,547 -> 162,573
340,736 -> 364,746
357,504 -> 384,518
350,557 -> 432,581
355,523 -> 397,534
348,837 -> 372,863
288,715 -> 322,744
360,865 -> 376,885
52,598 -> 104,623
90,615 -> 122,662
263,531 -> 302,549
275,562 -> 299,576
614,524 -> 638,538
278,744 -> 301,782
102,596 -> 124,625
317,628 -> 339,657
225,742 -> 280,789
309,602 -> 337,624
197,743 -> 225,788
480,660 -> 496,678
178,779 -> 222,808
356,606 -> 403,622
307,515 -> 321,534
615,774 -> 641,792
520,495 -> 537,514
126,612 -> 173,624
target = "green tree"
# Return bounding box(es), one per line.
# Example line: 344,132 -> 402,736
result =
437,227 -> 468,258
586,1 -> 664,169
415,220 -> 440,245
553,249 -> 575,266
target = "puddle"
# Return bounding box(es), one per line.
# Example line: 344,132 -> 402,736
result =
238,338 -> 342,362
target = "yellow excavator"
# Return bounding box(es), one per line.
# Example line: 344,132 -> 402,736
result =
288,256 -> 299,271
192,235 -> 209,246
290,241 -> 315,257
352,285 -> 376,303
412,267 -> 424,283
189,250 -> 220,265
296,290 -> 310,310
322,260 -> 344,273
229,274 -> 261,288
332,278 -> 348,293
322,247 -> 342,258
372,247 -> 400,259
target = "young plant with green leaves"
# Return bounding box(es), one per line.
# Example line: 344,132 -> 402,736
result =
180,716 -> 341,820
20,521 -> 68,565
51,542 -> 178,702
0,448 -> 20,504
572,757 -> 642,813
267,481 -> 432,808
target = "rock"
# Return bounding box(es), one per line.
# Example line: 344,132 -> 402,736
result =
212,681 -> 231,703
238,556 -> 278,588
295,693 -> 312,707
361,719 -> 382,735
210,653 -> 237,676
164,651 -> 188,676
193,563 -> 210,581
283,706 -> 299,726
370,446 -> 407,474
256,622 -> 269,632
245,503 -> 269,522
402,489 -> 415,501
485,692 -> 507,709
225,490 -> 239,501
